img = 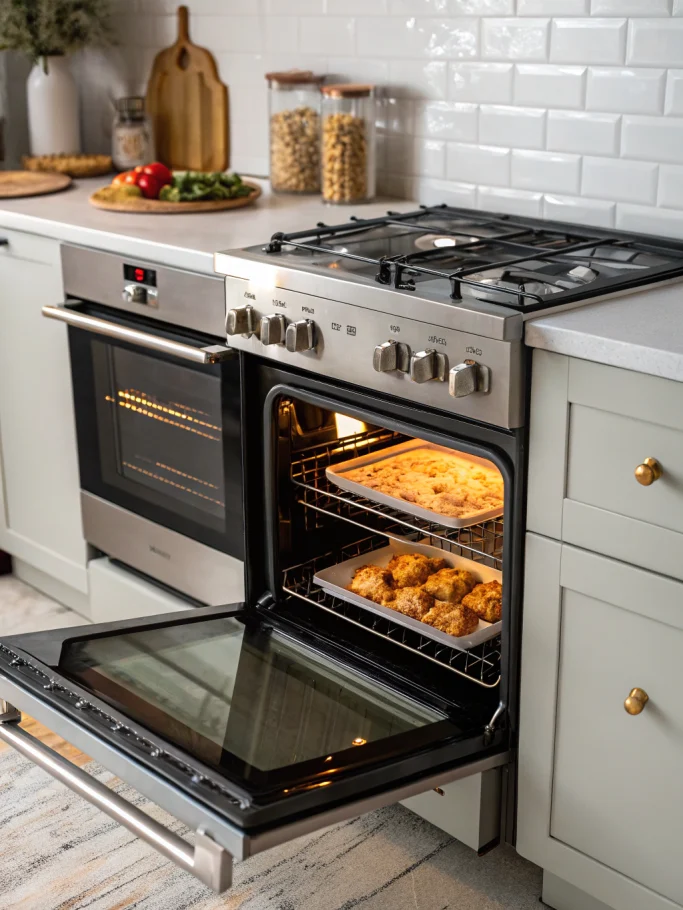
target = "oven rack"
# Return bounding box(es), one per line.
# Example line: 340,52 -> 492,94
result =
281,537 -> 501,689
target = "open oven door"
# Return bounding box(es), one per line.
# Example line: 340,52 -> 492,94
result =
0,602 -> 508,893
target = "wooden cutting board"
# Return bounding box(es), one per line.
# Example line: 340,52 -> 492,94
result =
89,181 -> 261,213
146,5 -> 229,172
0,171 -> 71,198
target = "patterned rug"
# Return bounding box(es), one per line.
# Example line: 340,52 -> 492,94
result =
0,748 -> 541,910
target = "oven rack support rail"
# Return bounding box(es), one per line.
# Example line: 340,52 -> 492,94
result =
263,203 -> 683,313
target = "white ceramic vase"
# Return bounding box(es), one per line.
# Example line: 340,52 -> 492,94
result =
27,55 -> 81,156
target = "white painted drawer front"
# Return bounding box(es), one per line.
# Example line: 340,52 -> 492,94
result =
567,404 -> 683,535
551,576 -> 683,905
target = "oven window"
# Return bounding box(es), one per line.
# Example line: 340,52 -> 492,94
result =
93,342 -> 226,529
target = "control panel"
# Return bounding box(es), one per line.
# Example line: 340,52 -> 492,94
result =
223,277 -> 522,428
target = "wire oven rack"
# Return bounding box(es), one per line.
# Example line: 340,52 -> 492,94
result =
281,535 -> 501,688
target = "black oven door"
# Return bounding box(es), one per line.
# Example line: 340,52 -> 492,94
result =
57,301 -> 243,564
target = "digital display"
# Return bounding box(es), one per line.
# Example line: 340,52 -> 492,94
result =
124,263 -> 157,287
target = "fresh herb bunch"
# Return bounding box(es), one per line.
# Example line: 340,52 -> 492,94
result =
0,0 -> 112,67
160,172 -> 253,203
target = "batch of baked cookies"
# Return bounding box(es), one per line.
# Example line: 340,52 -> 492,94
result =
347,553 -> 502,638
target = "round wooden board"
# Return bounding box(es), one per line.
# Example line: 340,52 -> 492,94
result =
0,171 -> 72,198
89,180 -> 261,214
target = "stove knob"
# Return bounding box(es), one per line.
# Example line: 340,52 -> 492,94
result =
260,314 -> 287,345
123,284 -> 148,305
226,305 -> 256,336
409,349 -> 448,383
286,319 -> 316,353
373,340 -> 411,373
449,360 -> 492,398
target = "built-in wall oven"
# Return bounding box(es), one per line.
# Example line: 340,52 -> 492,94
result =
43,245 -> 244,605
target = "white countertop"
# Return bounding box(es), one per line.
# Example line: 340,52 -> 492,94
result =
0,177 -> 413,275
525,281 -> 683,383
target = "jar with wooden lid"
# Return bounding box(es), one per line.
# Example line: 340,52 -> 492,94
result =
267,70 -> 323,194
321,84 -> 376,204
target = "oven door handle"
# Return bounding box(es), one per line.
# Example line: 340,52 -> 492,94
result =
0,712 -> 233,892
42,302 -> 233,365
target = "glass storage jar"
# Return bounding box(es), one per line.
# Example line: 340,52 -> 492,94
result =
112,96 -> 154,171
267,70 -> 323,194
321,84 -> 376,204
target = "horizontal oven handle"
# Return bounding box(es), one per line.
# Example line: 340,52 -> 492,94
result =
42,303 -> 233,365
0,710 -> 233,892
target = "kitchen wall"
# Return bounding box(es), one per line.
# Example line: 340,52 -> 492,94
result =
82,1 -> 683,234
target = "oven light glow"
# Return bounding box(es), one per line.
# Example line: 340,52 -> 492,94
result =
334,413 -> 367,438
352,737 -> 367,746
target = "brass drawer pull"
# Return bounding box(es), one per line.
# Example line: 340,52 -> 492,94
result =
634,457 -> 662,486
624,688 -> 649,715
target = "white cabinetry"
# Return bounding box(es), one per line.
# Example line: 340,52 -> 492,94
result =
519,350 -> 683,910
0,228 -> 88,611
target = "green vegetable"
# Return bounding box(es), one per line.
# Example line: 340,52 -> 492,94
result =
161,171 -> 253,203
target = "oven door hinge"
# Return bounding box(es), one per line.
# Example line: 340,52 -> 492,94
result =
483,701 -> 506,745
256,592 -> 277,610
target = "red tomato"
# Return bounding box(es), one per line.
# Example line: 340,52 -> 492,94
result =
112,171 -> 133,186
141,162 -> 173,185
136,173 -> 164,199
134,165 -> 146,174
123,172 -> 140,186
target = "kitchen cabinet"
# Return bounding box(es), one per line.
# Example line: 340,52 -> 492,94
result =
518,349 -> 683,910
0,228 -> 88,613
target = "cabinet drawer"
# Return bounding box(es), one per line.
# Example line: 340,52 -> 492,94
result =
0,227 -> 61,266
551,548 -> 683,907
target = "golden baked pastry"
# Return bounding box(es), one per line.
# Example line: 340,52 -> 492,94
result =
347,565 -> 394,605
344,447 -> 504,520
387,553 -> 447,587
423,601 -> 479,637
22,153 -> 113,178
423,567 -> 476,603
391,586 -> 434,620
461,580 -> 503,623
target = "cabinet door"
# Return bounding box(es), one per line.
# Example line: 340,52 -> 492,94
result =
0,236 -> 87,591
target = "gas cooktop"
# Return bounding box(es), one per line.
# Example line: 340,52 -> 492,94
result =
261,205 -> 683,314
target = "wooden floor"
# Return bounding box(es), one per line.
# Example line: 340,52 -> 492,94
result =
0,715 -> 92,768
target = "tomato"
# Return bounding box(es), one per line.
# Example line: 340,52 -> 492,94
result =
123,172 -> 140,186
141,162 -> 173,185
134,165 -> 146,174
136,173 -> 164,199
112,171 -> 134,186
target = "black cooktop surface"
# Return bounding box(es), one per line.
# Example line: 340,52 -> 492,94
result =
264,205 -> 683,313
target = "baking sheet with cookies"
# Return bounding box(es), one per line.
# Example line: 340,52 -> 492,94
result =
314,538 -> 502,652
325,440 -> 504,530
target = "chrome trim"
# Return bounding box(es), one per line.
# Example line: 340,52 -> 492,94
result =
0,715 -> 233,893
42,303 -> 232,364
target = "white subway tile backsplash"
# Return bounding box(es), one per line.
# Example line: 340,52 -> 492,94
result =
658,165 -> 683,208
543,194 -> 616,227
388,0 -> 449,11
266,0 -> 323,12
190,16 -> 264,52
450,0 -> 514,12
622,115 -> 683,163
665,70 -> 683,115
477,186 -> 543,216
414,101 -> 478,141
518,0 -> 588,14
586,67 -> 665,114
547,110 -> 619,155
479,104 -> 546,148
582,156 -> 657,203
389,60 -> 448,99
300,16 -> 353,54
511,149 -> 581,193
617,203 -> 683,239
378,98 -> 415,134
408,177 -> 477,208
450,62 -> 513,102
674,0 -> 683,14
328,57 -> 390,84
414,138 -> 447,177
357,17 -> 479,59
326,0 -> 387,13
591,0 -> 671,15
551,18 -> 626,65
482,19 -> 549,61
447,142 -> 511,186
627,20 -> 683,67
514,64 -> 585,108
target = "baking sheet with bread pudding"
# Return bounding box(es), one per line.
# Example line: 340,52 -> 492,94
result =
326,440 -> 504,529
314,538 -> 502,652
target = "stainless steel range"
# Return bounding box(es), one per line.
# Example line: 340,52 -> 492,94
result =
215,205 -> 683,429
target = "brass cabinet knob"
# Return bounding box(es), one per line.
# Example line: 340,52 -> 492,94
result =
624,688 -> 649,715
634,457 -> 662,486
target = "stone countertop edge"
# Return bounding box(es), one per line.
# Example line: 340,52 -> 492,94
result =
0,176 -> 415,276
525,283 -> 683,383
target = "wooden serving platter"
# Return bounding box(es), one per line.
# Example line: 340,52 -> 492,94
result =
89,180 -> 261,214
0,171 -> 72,198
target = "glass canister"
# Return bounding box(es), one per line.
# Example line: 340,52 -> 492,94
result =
112,96 -> 154,171
267,71 -> 323,194
321,84 -> 376,204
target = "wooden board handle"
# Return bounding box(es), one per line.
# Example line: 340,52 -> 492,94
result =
177,5 -> 189,43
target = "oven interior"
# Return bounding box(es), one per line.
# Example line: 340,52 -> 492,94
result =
270,396 -> 506,717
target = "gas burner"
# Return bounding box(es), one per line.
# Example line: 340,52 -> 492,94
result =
461,263 -> 598,303
413,233 -> 481,251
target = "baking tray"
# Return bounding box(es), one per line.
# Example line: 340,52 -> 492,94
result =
325,439 -> 504,530
313,538 -> 502,652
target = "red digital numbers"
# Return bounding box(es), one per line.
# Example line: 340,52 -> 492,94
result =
134,267 -> 145,283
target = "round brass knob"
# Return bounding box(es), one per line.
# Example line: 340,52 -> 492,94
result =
634,457 -> 662,486
624,688 -> 649,715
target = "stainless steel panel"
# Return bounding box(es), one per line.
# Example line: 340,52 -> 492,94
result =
62,245 -> 225,337
81,493 -> 244,606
